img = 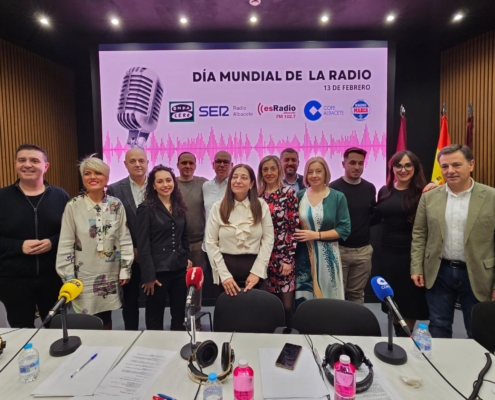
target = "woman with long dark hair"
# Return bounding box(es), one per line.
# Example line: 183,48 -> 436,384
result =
205,164 -> 274,297
374,150 -> 429,335
136,165 -> 192,330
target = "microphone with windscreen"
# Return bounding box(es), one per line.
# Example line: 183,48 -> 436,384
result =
43,279 -> 84,325
181,267 -> 204,360
185,267 -> 204,309
117,66 -> 163,149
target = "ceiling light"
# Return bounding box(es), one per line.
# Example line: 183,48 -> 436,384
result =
321,15 -> 329,23
250,15 -> 258,23
39,17 -> 49,26
386,14 -> 395,22
453,13 -> 463,22
180,17 -> 188,24
110,18 -> 119,26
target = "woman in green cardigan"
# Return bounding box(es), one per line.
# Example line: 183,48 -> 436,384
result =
294,157 -> 350,306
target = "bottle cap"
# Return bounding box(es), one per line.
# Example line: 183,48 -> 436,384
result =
418,323 -> 427,330
339,355 -> 351,364
24,343 -> 33,350
238,359 -> 248,367
208,372 -> 217,381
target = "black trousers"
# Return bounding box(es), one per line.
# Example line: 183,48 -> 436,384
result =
145,269 -> 187,331
122,262 -> 141,330
0,274 -> 61,328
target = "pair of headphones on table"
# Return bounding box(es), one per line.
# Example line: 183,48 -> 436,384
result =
187,340 -> 235,383
322,342 -> 374,393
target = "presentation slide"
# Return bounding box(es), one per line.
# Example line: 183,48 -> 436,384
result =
98,42 -> 388,188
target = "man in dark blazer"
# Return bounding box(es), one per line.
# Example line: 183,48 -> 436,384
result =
107,148 -> 149,330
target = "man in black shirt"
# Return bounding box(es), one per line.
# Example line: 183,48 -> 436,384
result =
330,147 -> 376,304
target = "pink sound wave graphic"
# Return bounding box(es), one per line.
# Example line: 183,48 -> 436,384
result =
103,124 -> 386,167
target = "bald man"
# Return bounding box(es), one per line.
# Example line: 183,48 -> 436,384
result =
107,148 -> 149,330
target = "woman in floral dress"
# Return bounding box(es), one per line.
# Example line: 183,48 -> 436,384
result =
258,155 -> 299,327
56,155 -> 134,330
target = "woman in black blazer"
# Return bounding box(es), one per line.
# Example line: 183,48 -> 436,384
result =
137,165 -> 192,330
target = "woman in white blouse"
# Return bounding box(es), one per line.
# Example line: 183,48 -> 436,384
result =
206,164 -> 274,297
56,155 -> 134,330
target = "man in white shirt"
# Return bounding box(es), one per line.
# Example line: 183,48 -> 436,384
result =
411,145 -> 495,338
107,148 -> 148,330
202,151 -> 233,297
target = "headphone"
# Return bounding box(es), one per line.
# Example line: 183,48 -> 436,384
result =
0,336 -> 5,356
322,342 -> 374,393
187,340 -> 235,383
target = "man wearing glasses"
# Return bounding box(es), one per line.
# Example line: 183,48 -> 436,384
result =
202,151 -> 233,299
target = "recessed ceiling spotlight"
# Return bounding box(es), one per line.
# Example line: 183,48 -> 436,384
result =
453,13 -> 463,22
180,17 -> 188,24
250,15 -> 258,23
110,18 -> 119,26
39,16 -> 49,26
321,15 -> 329,23
386,14 -> 395,22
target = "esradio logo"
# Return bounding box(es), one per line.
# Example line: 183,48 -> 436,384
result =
351,99 -> 370,121
169,101 -> 194,122
257,103 -> 296,115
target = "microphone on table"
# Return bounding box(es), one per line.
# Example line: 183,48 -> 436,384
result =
371,276 -> 411,337
43,279 -> 84,325
185,267 -> 204,309
117,66 -> 164,149
370,276 -> 408,365
181,267 -> 204,360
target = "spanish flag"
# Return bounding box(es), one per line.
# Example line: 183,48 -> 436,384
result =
431,115 -> 451,184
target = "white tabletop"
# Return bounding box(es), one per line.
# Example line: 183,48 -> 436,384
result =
0,328 -> 141,400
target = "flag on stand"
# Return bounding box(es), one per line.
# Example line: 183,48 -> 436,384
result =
465,103 -> 474,149
431,114 -> 451,184
396,115 -> 407,152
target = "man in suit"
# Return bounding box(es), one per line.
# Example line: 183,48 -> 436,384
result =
107,148 -> 149,330
411,144 -> 495,338
281,148 -> 304,192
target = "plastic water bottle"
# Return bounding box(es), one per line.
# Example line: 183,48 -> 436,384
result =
334,354 -> 356,400
18,343 -> 40,383
233,359 -> 254,400
203,372 -> 223,400
412,323 -> 433,359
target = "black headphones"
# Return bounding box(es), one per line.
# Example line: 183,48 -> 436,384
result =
187,340 -> 235,383
322,342 -> 374,393
0,336 -> 5,356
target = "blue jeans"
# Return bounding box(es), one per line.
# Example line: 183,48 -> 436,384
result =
426,261 -> 479,338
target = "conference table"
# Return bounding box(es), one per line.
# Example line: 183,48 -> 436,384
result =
0,327 -> 494,399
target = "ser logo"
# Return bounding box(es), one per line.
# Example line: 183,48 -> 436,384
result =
199,105 -> 229,117
169,102 -> 194,122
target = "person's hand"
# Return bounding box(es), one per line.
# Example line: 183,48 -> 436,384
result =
423,182 -> 439,193
133,248 -> 139,263
279,262 -> 293,276
30,239 -> 52,255
22,240 -> 40,254
245,273 -> 260,292
222,278 -> 241,296
294,229 -> 318,242
492,290 -> 495,301
119,279 -> 129,286
186,259 -> 193,270
411,274 -> 424,287
142,280 -> 162,295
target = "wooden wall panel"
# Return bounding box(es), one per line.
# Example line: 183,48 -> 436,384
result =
440,30 -> 495,188
0,38 -> 78,196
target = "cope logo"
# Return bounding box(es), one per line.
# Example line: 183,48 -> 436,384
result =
351,100 -> 370,121
257,103 -> 296,115
169,102 -> 194,122
199,105 -> 229,117
304,100 -> 323,121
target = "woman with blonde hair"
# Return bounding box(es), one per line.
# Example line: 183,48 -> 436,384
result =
56,155 -> 133,330
294,156 -> 350,306
257,155 -> 299,327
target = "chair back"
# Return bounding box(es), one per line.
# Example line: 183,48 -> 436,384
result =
293,299 -> 381,336
0,301 -> 10,328
49,313 -> 104,330
472,301 -> 495,352
214,289 -> 285,333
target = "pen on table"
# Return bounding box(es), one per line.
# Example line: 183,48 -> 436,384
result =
70,353 -> 98,378
154,394 -> 178,400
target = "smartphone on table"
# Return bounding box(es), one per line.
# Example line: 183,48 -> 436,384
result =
275,343 -> 302,370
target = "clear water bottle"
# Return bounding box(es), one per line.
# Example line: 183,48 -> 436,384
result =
18,343 -> 40,383
233,359 -> 254,400
334,354 -> 356,400
203,372 -> 223,400
412,323 -> 433,359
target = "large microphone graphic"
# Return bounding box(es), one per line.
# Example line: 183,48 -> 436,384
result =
117,66 -> 163,149
43,279 -> 84,325
371,276 -> 408,365
185,267 -> 204,309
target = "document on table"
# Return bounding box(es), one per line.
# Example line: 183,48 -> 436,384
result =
259,347 -> 330,399
89,346 -> 176,400
31,345 -> 124,397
